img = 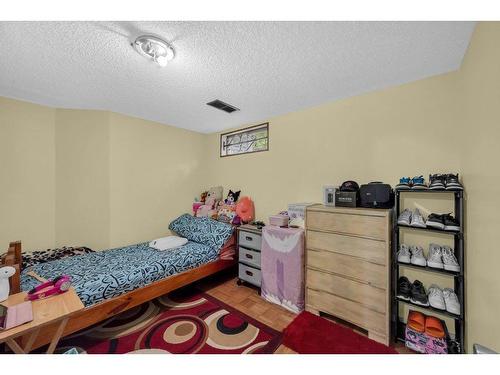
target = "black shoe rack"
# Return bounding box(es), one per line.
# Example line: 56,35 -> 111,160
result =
391,189 -> 465,353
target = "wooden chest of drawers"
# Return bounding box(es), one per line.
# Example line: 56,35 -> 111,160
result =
305,204 -> 391,345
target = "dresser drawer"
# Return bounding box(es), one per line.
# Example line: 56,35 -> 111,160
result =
238,230 -> 262,251
239,263 -> 261,287
306,288 -> 386,335
307,249 -> 387,289
239,247 -> 261,269
307,211 -> 387,240
307,230 -> 387,265
306,268 -> 386,314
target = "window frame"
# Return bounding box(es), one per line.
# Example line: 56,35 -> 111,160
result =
219,122 -> 269,158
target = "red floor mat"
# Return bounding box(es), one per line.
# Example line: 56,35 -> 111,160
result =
283,311 -> 397,354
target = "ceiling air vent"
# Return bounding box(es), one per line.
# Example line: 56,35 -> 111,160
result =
206,99 -> 240,113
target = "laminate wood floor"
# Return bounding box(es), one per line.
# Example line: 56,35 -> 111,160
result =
197,270 -> 412,354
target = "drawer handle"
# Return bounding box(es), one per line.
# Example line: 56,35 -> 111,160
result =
245,270 -> 253,277
245,254 -> 253,259
245,236 -> 253,241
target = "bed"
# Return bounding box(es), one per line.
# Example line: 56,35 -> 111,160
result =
1,214 -> 237,351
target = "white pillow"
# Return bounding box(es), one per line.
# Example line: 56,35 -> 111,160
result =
149,236 -> 188,251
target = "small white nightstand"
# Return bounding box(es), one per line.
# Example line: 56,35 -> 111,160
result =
236,224 -> 262,287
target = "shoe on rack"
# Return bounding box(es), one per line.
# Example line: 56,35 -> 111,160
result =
443,213 -> 460,231
445,173 -> 464,191
443,288 -> 461,315
407,310 -> 425,332
410,280 -> 430,306
426,213 -> 445,230
427,243 -> 444,269
410,208 -> 426,228
429,174 -> 446,190
442,246 -> 460,272
428,284 -> 446,310
397,208 -> 412,226
425,316 -> 446,338
410,245 -> 427,267
396,177 -> 412,190
397,276 -> 412,301
411,175 -> 427,190
397,244 -> 411,264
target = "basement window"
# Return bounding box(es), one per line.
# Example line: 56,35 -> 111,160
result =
220,123 -> 269,157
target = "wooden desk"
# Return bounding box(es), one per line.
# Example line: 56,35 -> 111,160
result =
0,289 -> 84,353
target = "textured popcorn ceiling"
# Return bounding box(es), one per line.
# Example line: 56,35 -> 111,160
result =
0,21 -> 475,133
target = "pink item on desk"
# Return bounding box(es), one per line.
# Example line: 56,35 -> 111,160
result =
1,301 -> 33,330
260,226 -> 305,313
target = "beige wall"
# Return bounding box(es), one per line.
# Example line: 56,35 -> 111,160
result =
1,101 -> 204,252
205,71 -> 462,221
0,97 -> 56,251
457,22 -> 500,353
109,112 -> 205,248
55,109 -> 111,250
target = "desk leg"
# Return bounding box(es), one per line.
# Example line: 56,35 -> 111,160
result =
23,329 -> 40,353
46,318 -> 68,354
6,339 -> 26,354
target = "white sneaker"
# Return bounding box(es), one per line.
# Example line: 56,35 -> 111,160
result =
443,288 -> 461,315
397,209 -> 412,226
410,246 -> 427,267
428,284 -> 446,310
410,209 -> 426,228
427,243 -> 444,269
442,246 -> 460,272
397,244 -> 411,264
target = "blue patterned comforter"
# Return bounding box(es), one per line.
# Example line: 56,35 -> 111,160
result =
20,241 -> 219,307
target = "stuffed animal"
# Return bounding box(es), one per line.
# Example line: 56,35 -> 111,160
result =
225,190 -> 241,205
196,196 -> 218,218
0,266 -> 16,302
217,203 -> 237,224
193,190 -> 209,215
200,191 -> 208,204
236,196 -> 255,223
196,186 -> 223,218
206,186 -> 223,202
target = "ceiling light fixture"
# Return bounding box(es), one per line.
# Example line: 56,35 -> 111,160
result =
132,35 -> 175,67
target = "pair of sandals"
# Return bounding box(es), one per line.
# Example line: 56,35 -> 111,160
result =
407,310 -> 445,338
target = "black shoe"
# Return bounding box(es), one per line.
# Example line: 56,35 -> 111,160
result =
410,280 -> 429,306
445,173 -> 464,191
426,213 -> 445,230
442,213 -> 460,231
429,174 -> 446,190
447,340 -> 461,354
397,276 -> 411,301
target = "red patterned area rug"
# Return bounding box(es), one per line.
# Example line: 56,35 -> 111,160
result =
54,288 -> 282,354
283,311 -> 398,354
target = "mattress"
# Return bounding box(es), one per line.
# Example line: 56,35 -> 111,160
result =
20,241 -> 219,307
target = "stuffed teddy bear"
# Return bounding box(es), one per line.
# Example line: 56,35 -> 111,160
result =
206,186 -> 223,202
196,196 -> 218,218
196,186 -> 223,218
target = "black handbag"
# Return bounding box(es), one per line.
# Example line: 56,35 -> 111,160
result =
359,182 -> 394,209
